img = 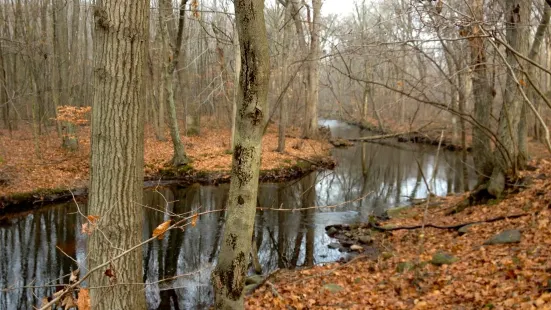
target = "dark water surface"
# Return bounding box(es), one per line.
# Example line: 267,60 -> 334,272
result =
0,120 -> 477,309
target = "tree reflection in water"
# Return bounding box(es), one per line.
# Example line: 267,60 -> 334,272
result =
0,120 -> 477,309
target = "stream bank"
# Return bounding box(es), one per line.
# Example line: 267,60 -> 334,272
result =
0,120 -> 477,309
0,156 -> 334,216
346,118 -> 472,152
246,157 -> 551,309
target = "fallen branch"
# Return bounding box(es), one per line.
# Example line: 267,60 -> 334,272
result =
372,213 -> 529,232
349,131 -> 416,142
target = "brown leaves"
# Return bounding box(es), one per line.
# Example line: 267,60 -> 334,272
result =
247,157 -> 551,309
153,220 -> 171,240
191,213 -> 199,227
77,288 -> 90,310
53,105 -> 92,126
81,215 -> 100,235
191,0 -> 200,18
1,122 -> 331,200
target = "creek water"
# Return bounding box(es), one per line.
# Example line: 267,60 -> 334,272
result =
0,120 -> 477,309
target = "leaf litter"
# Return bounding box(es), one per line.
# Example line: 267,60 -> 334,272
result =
246,157 -> 551,310
0,122 -> 331,198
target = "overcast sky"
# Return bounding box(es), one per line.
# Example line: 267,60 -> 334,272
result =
322,0 -> 355,17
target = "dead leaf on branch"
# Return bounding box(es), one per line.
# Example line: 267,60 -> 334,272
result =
191,213 -> 199,227
77,288 -> 90,310
86,215 -> 100,224
69,269 -> 79,284
153,220 -> 172,240
61,294 -> 76,309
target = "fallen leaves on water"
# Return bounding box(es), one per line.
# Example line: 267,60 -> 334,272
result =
153,220 -> 171,240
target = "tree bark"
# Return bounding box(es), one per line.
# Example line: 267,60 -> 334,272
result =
159,0 -> 190,166
211,0 -> 270,308
278,4 -> 292,152
520,1 -> 551,164
469,0 -> 495,184
87,1 -> 149,309
231,32 -> 240,151
303,0 -> 321,138
488,0 -> 530,197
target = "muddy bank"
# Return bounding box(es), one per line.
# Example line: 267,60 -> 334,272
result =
347,119 -> 472,152
0,156 -> 335,216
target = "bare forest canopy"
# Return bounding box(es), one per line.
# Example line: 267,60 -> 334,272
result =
1,0 -> 551,194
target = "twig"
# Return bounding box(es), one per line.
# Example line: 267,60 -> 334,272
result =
373,212 -> 529,231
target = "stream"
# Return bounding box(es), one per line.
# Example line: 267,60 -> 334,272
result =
0,120 -> 477,309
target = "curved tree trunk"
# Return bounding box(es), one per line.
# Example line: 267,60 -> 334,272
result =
159,0 -> 190,166
87,1 -> 149,309
211,0 -> 270,308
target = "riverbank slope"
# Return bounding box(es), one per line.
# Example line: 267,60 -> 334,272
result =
0,125 -> 333,212
246,157 -> 551,309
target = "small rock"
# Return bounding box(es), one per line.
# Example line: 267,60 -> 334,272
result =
323,283 -> 344,293
484,229 -> 521,245
358,235 -> 372,244
341,239 -> 354,247
396,262 -> 415,273
326,227 -> 338,236
344,232 -> 352,238
350,244 -> 363,251
327,243 -> 341,250
431,252 -> 459,266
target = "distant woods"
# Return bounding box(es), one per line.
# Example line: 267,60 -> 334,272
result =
1,0 -> 551,194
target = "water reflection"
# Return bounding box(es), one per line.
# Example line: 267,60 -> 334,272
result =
0,120 -> 476,309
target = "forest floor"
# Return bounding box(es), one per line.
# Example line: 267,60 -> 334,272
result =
246,154 -> 551,309
0,123 -> 332,209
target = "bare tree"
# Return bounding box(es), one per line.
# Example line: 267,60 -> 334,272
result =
87,0 -> 149,308
211,0 -> 270,308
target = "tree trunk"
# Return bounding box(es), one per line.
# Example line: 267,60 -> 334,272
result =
520,1 -> 551,164
303,0 -> 321,138
211,0 -> 270,308
87,1 -> 149,309
488,0 -> 530,197
231,32 -> 240,151
469,0 -> 494,184
159,0 -> 189,166
277,4 -> 292,153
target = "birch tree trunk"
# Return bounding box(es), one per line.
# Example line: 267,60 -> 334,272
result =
211,0 -> 270,308
87,0 -> 149,309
